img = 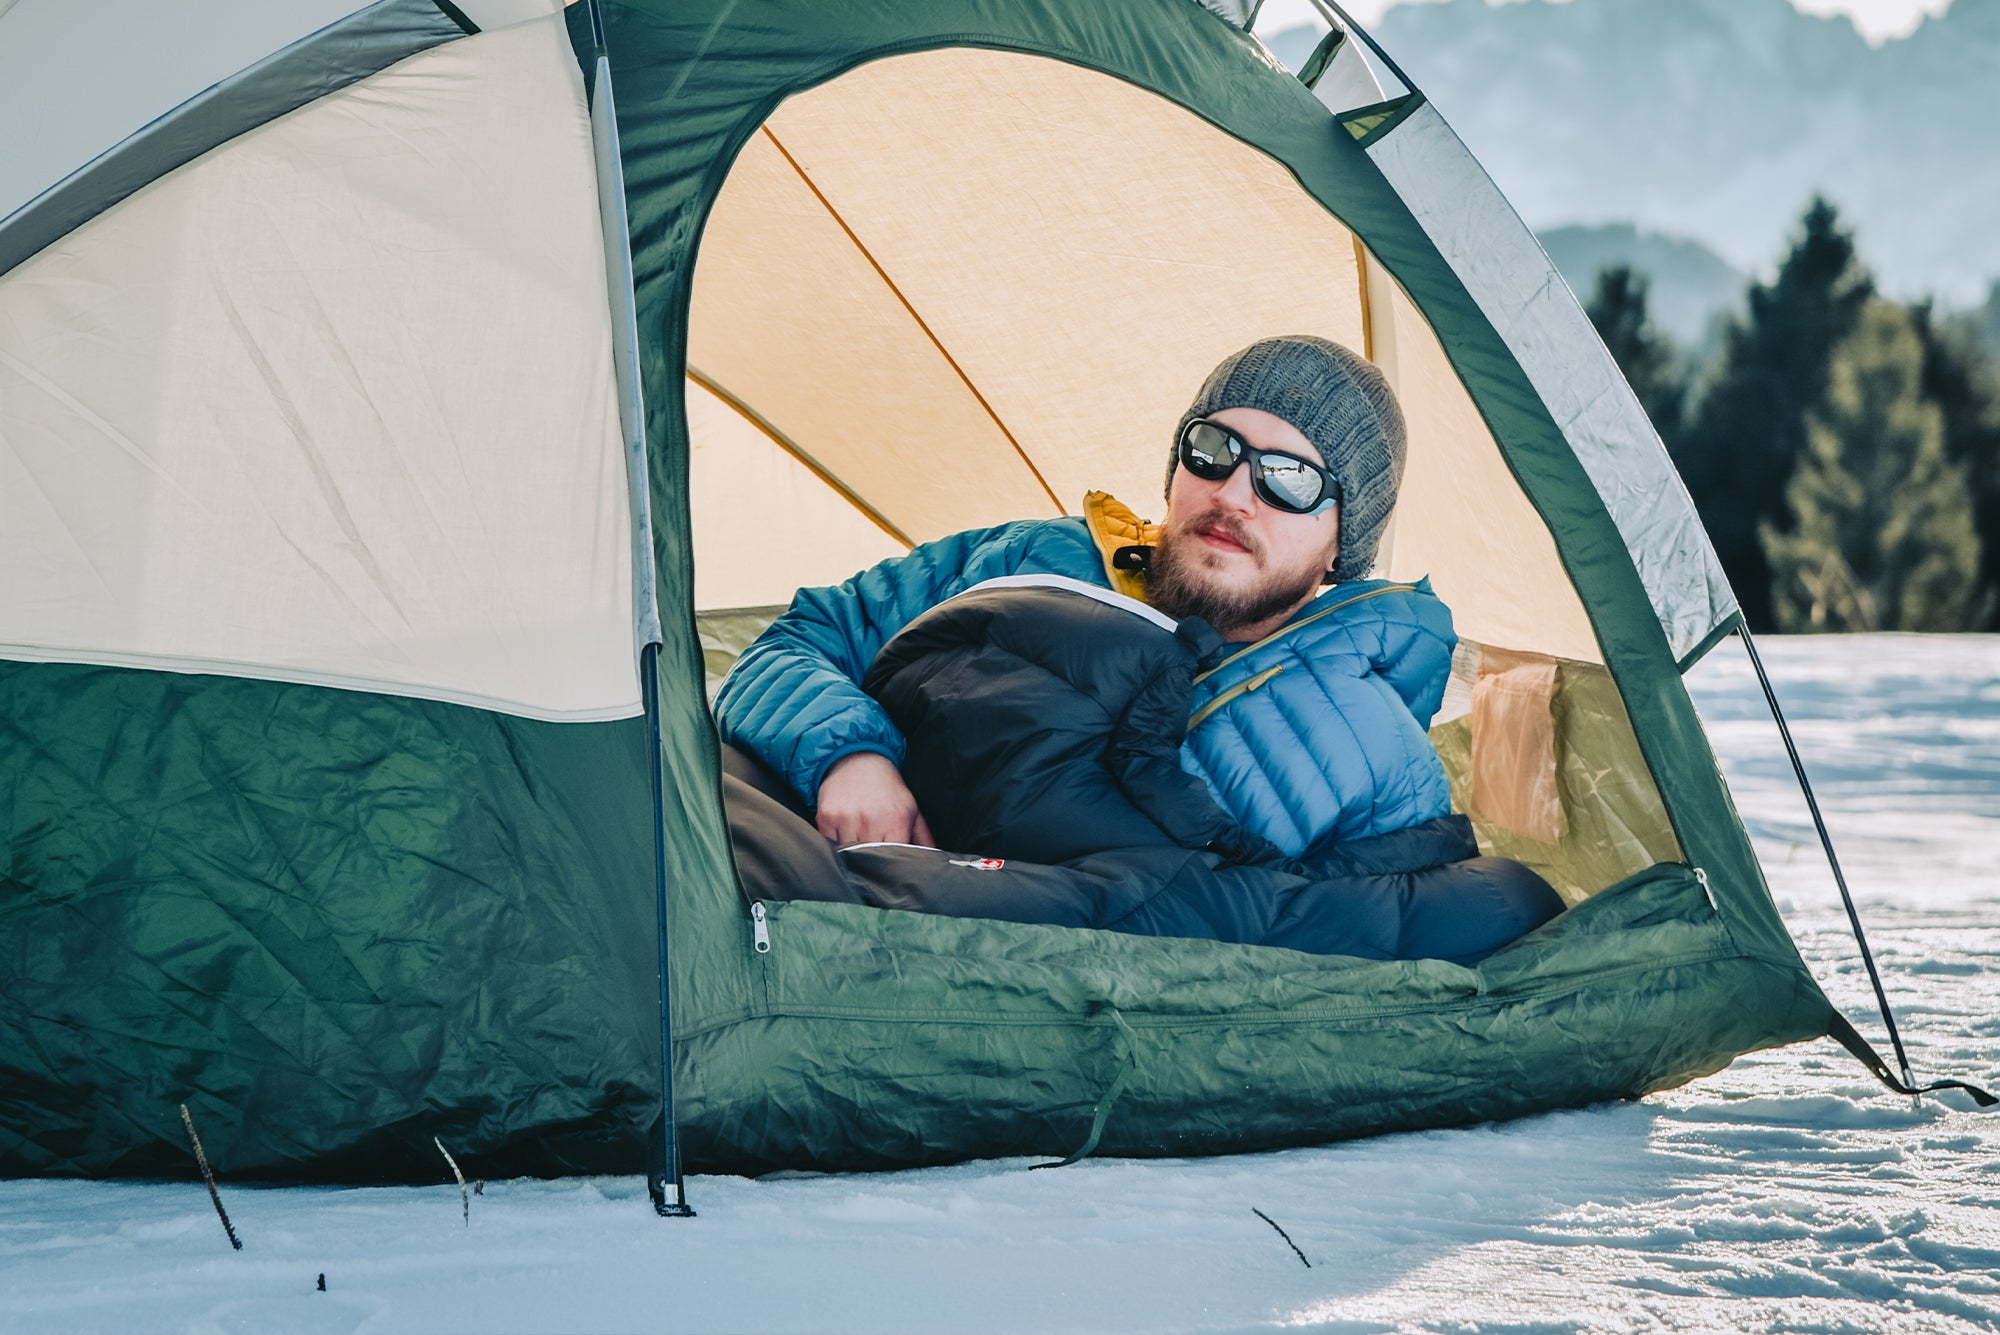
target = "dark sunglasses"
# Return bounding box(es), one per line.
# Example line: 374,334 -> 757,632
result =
1176,418 -> 1342,516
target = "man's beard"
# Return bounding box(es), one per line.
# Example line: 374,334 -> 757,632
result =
1146,512 -> 1328,637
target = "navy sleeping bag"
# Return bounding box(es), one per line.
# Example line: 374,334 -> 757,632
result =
724,581 -> 1560,965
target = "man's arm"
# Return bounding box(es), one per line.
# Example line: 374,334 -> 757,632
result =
714,520 -> 1053,837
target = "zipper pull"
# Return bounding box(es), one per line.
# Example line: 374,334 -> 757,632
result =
750,901 -> 771,953
1693,866 -> 1717,912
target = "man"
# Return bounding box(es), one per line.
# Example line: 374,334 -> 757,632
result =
716,335 -> 1458,863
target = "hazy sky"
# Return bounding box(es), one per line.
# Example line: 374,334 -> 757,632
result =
1258,0 -> 1956,45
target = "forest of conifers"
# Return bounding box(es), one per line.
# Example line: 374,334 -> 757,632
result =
1587,198 -> 2000,634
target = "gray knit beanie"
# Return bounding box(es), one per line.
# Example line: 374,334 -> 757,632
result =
1168,335 -> 1407,579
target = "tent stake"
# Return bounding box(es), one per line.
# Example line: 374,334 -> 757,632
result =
179,1103 -> 242,1251
433,1136 -> 469,1226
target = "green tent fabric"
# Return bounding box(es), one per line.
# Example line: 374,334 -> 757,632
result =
0,663 -> 660,1178
0,0 -> 1835,1184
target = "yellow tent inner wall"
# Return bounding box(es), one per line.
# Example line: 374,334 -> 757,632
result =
685,46 -> 1679,895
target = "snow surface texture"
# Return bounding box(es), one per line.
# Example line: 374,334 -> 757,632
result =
2,634 -> 1996,1334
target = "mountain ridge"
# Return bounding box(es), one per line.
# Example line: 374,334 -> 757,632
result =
1536,224 -> 1745,348
1268,0 -> 1997,304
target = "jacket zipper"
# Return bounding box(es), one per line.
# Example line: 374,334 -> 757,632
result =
1188,665 -> 1284,730
750,900 -> 771,954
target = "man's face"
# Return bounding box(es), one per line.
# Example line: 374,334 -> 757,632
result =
1149,407 -> 1342,640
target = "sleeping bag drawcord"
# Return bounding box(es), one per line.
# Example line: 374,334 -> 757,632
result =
1031,1008 -> 1139,1169
1739,626 -> 1996,1109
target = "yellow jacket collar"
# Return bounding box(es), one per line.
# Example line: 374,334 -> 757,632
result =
1082,491 -> 1161,603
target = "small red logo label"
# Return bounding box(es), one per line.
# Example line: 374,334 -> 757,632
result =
949,857 -> 1006,871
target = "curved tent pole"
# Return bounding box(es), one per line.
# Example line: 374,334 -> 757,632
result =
1298,0 -> 1419,101
584,0 -> 696,1216
1736,627 -> 1995,1108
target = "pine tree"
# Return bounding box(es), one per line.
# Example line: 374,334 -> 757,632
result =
1585,264 -> 1684,443
1910,299 -> 2000,629
1761,301 -> 1987,632
1678,197 -> 1874,630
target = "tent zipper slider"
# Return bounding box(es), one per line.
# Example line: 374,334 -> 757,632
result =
750,901 -> 771,954
1692,866 -> 1716,912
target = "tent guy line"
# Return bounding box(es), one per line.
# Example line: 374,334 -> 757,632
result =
1736,623 -> 1996,1107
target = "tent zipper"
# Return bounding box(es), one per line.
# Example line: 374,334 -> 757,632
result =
750,901 -> 771,954
1189,665 -> 1284,731
1692,865 -> 1717,912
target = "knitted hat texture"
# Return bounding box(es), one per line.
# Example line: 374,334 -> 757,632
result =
1167,335 -> 1406,578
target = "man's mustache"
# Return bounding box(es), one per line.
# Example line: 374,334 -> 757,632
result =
1182,512 -> 1262,559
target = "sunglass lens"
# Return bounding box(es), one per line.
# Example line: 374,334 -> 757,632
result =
1181,422 -> 1239,478
1258,455 -> 1325,511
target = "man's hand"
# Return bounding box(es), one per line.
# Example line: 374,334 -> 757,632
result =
814,752 -> 937,848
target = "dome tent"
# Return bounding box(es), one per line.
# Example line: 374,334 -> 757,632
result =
0,0 -> 1958,1201
647,0 -> 1825,1181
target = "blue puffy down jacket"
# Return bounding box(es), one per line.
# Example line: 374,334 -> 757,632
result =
714,510 -> 1457,855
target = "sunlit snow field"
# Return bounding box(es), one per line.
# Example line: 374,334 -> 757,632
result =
3,634 -> 1996,1334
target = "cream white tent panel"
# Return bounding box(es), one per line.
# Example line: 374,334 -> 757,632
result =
0,15 -> 640,721
0,0 -> 567,223
1367,258 -> 1603,663
1368,103 -> 1738,662
686,378 -> 908,609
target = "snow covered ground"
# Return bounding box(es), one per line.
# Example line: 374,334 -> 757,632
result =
3,634 -> 1996,1334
